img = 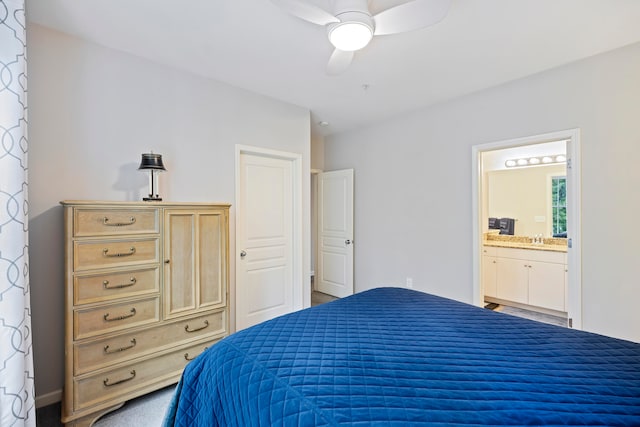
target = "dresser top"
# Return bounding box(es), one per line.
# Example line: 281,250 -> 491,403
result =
60,200 -> 231,208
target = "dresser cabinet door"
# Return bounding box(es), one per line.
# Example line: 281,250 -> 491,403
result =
164,208 -> 227,318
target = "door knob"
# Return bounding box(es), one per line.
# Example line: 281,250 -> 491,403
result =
240,250 -> 247,258
345,239 -> 352,245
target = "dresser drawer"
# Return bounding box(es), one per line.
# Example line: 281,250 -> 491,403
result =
73,341 -> 212,411
74,310 -> 227,375
74,297 -> 160,340
74,267 -> 159,306
74,208 -> 159,237
74,238 -> 159,271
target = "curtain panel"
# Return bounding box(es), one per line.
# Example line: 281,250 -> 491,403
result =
0,0 -> 35,426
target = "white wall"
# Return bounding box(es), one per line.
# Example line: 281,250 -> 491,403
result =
325,41 -> 640,343
27,24 -> 311,401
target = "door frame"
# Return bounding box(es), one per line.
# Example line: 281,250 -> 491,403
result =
311,169 -> 322,290
235,145 -> 304,328
471,129 -> 582,329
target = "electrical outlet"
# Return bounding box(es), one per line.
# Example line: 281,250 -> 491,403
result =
406,277 -> 413,289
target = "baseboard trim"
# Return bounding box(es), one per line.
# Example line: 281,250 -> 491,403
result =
36,389 -> 62,408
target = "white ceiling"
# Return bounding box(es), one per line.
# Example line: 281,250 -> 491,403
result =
25,0 -> 640,136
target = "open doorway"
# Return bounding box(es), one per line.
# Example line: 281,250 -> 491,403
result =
472,129 -> 582,329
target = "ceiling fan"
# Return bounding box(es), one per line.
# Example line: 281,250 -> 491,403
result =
270,0 -> 451,75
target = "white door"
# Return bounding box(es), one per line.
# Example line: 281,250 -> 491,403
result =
317,169 -> 354,298
236,147 -> 301,330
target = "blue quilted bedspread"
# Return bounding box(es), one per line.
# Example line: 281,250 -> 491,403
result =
163,288 -> 640,426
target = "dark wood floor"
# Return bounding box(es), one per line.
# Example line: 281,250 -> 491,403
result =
36,401 -> 62,427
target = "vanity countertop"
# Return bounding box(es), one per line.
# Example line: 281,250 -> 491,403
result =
483,233 -> 568,253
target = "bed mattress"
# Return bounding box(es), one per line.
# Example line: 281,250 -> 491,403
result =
163,287 -> 640,426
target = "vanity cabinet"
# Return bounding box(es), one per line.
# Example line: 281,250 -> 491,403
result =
496,256 -> 530,304
483,246 -> 567,312
61,201 -> 230,427
527,260 -> 566,311
481,247 -> 497,298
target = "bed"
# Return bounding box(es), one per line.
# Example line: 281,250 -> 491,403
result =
163,287 -> 640,426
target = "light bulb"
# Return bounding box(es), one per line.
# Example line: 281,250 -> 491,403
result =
329,22 -> 373,51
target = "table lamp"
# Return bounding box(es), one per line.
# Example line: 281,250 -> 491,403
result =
138,153 -> 166,201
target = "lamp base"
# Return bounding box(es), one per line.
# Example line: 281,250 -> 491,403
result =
143,196 -> 162,201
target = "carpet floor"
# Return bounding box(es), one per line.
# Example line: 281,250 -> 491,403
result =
93,385 -> 176,427
36,385 -> 175,427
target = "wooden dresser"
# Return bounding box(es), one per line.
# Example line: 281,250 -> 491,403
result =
60,201 -> 230,426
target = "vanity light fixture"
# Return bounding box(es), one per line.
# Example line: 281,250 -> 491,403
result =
505,154 -> 566,168
138,152 -> 166,201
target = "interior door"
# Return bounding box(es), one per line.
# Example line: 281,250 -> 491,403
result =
317,169 -> 354,298
236,149 -> 297,330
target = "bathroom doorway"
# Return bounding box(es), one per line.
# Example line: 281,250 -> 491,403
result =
472,129 -> 582,329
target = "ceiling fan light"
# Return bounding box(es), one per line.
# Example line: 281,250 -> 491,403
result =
329,21 -> 373,51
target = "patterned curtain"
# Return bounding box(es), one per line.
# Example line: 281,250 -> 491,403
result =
0,0 -> 35,426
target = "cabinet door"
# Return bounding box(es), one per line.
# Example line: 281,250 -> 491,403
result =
528,261 -> 565,311
496,257 -> 528,304
197,210 -> 227,309
482,256 -> 497,298
164,211 -> 197,316
164,208 -> 228,318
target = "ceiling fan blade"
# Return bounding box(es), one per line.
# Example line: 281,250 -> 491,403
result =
373,0 -> 450,35
270,0 -> 339,26
326,49 -> 354,75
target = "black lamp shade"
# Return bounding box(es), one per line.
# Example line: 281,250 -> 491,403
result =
138,153 -> 166,171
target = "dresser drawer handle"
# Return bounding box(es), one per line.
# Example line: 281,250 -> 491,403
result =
103,216 -> 136,227
184,347 -> 208,361
103,308 -> 136,322
103,277 -> 137,289
184,320 -> 209,333
104,338 -> 137,354
103,370 -> 136,387
102,247 -> 136,257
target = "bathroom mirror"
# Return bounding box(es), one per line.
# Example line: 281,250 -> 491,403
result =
486,163 -> 566,237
